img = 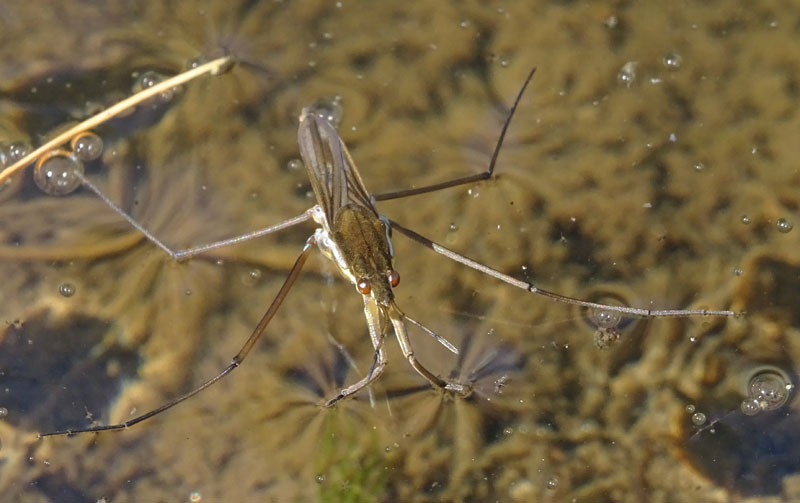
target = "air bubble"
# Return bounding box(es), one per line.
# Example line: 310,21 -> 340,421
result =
662,52 -> 683,70
740,397 -> 761,416
132,70 -> 179,102
693,162 -> 705,171
305,98 -> 344,129
691,412 -> 707,426
617,61 -> 639,87
58,282 -> 76,297
733,266 -> 743,276
70,131 -> 104,161
776,217 -> 793,233
685,404 -> 696,414
580,293 -> 632,349
242,268 -> 264,287
0,141 -> 30,198
190,54 -> 235,74
33,149 -> 84,195
603,15 -> 618,28
286,158 -> 303,171
546,477 -> 559,490
586,306 -> 623,349
740,215 -> 751,225
0,141 -> 31,166
0,143 -> 26,201
133,70 -> 163,88
7,142 -> 29,161
588,307 -> 622,329
0,407 -> 7,418
748,368 -> 792,411
315,474 -> 326,484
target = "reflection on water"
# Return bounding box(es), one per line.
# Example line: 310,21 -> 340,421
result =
1,1 -> 799,502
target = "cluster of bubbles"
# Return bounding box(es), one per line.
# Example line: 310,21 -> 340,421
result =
33,131 -> 103,195
685,403 -> 708,426
7,57 -> 233,201
580,293 -> 632,349
740,366 -> 794,416
131,70 -> 181,103
738,214 -> 793,234
30,66 -> 190,196
617,51 -> 684,88
587,307 -> 623,349
685,404 -> 708,426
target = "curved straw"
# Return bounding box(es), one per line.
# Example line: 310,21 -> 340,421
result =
0,55 -> 232,185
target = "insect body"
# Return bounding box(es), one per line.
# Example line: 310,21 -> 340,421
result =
299,109 -> 464,405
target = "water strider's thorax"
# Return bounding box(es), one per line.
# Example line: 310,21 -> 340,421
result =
332,204 -> 396,306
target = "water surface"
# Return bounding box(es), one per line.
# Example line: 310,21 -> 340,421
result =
1,1 -> 798,502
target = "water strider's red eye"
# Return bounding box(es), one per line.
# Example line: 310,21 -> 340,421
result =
356,277 -> 371,295
388,270 -> 400,288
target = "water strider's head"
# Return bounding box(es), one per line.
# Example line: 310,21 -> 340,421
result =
332,204 -> 400,307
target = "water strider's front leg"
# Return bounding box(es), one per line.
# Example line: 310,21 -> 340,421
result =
75,170 -> 315,261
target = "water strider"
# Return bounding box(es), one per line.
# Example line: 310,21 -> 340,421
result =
29,66 -> 737,437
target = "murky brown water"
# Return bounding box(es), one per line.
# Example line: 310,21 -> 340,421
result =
1,1 -> 799,502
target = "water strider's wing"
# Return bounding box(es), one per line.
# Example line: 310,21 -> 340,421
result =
297,110 -> 376,227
